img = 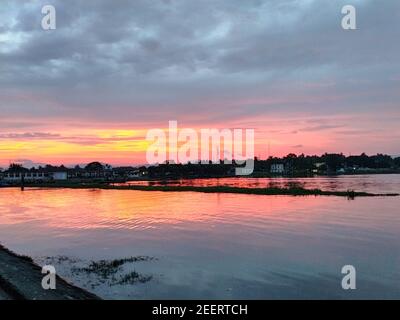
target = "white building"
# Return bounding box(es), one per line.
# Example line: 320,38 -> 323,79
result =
1,171 -> 68,182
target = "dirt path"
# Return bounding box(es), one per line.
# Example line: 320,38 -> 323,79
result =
0,245 -> 100,300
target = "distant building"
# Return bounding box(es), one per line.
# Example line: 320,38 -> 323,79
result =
109,166 -> 148,179
80,162 -> 113,179
127,169 -> 148,178
1,169 -> 68,182
270,163 -> 285,174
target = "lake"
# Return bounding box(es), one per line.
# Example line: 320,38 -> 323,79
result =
0,174 -> 399,299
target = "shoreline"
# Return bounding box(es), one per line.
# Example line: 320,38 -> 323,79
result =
1,183 -> 398,197
0,245 -> 100,300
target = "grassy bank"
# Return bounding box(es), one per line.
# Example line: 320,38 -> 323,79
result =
5,182 -> 399,198
0,244 -> 100,300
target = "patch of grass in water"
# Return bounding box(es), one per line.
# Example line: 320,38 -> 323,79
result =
20,182 -> 400,197
78,260 -> 123,278
73,256 -> 156,279
113,271 -> 152,285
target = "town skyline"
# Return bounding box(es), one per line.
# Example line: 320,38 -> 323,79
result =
2,151 -> 399,170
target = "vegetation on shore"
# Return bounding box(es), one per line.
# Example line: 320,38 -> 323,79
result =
5,182 -> 399,198
0,244 -> 34,263
75,256 -> 155,278
2,153 -> 400,183
71,256 -> 155,287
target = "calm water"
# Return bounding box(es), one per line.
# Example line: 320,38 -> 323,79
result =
116,174 -> 400,194
0,175 -> 400,299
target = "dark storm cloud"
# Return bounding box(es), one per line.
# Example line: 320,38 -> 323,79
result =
0,0 -> 399,125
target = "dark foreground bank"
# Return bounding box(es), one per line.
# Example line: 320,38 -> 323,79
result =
0,245 -> 99,300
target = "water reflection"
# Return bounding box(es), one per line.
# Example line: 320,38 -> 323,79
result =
115,174 -> 400,194
0,182 -> 399,299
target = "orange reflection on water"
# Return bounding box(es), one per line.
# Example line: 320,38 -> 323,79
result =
1,186 -> 400,300
0,187 -> 357,233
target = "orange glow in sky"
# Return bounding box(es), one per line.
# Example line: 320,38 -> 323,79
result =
1,111 -> 399,168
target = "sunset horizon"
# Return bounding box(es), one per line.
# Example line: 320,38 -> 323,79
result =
1,116 -> 399,168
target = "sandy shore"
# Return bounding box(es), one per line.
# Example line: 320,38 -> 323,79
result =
0,245 -> 99,300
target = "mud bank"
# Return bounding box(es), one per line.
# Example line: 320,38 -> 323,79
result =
2,183 -> 399,197
0,245 -> 99,300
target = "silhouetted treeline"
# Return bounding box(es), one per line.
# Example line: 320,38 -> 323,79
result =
253,153 -> 400,175
147,153 -> 400,178
2,153 -> 400,181
147,161 -> 236,179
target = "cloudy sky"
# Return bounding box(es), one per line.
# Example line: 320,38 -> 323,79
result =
0,0 -> 399,166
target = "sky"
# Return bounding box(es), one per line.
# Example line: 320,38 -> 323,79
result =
0,0 -> 399,167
